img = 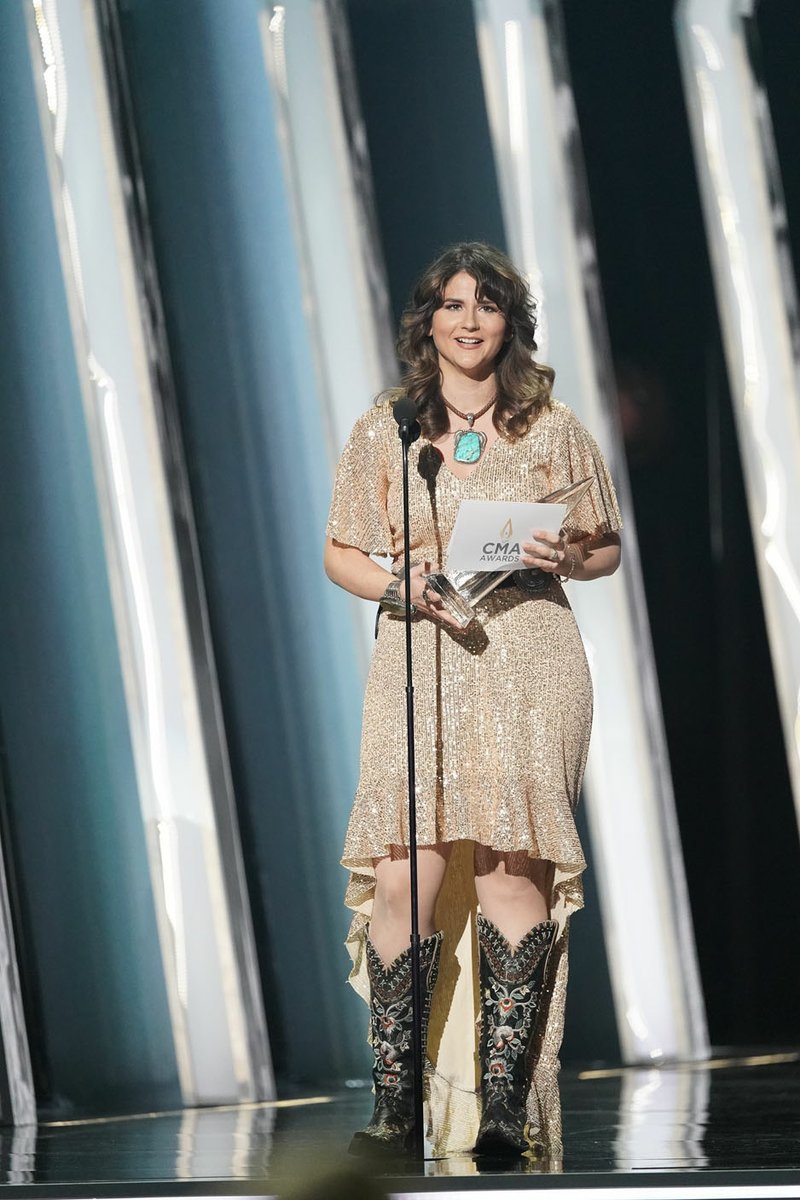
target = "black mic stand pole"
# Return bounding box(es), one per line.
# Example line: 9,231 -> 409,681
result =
395,404 -> 425,1161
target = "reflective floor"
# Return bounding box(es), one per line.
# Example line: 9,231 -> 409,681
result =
0,1053 -> 798,1195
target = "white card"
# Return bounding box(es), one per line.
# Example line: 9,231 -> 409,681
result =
445,500 -> 568,573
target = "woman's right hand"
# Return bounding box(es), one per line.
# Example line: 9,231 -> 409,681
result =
400,562 -> 464,628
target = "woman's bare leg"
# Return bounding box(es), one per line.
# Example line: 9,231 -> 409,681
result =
474,847 -> 553,947
370,843 -> 452,965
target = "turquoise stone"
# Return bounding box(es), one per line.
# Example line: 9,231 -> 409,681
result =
453,430 -> 485,464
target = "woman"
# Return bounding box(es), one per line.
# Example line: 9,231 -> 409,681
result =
324,243 -> 621,1161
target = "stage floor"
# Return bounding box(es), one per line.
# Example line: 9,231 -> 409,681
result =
1,1052 -> 798,1198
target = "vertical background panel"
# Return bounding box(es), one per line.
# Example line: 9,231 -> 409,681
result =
346,0 -> 506,321
564,0 -> 800,1045
755,0 -> 800,295
471,0 -> 706,1064
115,0 -> 369,1083
0,0 -> 178,1112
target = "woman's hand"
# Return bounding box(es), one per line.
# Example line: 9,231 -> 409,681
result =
401,562 -> 464,628
324,540 -> 469,622
520,529 -> 569,574
520,531 -> 622,580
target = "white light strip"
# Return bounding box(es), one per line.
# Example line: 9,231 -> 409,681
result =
26,0 -> 273,1102
675,1 -> 800,826
473,0 -> 708,1062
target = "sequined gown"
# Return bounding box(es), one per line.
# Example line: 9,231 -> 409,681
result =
326,398 -> 622,1162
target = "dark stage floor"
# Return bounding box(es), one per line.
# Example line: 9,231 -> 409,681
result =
1,1053 -> 799,1198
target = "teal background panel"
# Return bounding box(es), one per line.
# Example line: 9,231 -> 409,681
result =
116,0 -> 369,1083
0,1 -> 179,1113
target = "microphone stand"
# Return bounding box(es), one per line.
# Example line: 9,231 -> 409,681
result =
395,404 -> 425,1160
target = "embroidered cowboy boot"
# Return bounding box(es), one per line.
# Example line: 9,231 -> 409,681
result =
349,930 -> 443,1157
474,915 -> 557,1157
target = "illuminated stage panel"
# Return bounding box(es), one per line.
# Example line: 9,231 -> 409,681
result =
24,0 -> 272,1104
676,1 -> 800,828
473,0 -> 707,1066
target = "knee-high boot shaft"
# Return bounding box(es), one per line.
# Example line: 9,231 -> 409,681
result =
474,915 -> 556,1157
349,930 -> 443,1156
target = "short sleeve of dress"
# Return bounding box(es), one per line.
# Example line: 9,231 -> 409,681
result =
326,409 -> 392,556
553,409 -> 623,542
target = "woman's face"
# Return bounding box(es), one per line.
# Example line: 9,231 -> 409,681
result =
429,271 -> 509,379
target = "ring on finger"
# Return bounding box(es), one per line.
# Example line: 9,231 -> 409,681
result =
550,548 -> 559,562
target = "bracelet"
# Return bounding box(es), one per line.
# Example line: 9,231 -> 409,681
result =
380,577 -> 416,617
559,546 -> 577,582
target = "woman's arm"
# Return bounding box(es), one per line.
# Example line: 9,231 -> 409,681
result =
324,537 -> 394,601
564,533 -> 621,581
521,530 -> 621,581
324,537 -> 463,626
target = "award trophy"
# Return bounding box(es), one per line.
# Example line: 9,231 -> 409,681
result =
423,478 -> 594,628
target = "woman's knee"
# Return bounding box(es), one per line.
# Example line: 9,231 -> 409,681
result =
373,865 -> 412,921
477,868 -> 536,907
373,844 -> 450,924
474,849 -> 552,905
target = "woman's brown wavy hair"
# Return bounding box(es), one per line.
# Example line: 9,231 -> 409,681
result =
392,242 -> 554,442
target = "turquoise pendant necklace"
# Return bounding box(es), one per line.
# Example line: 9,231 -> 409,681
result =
444,394 -> 496,464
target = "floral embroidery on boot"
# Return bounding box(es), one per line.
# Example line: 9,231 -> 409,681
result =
474,915 -> 556,1157
349,931 -> 442,1156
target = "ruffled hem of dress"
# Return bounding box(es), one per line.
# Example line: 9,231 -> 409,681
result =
341,777 -> 587,889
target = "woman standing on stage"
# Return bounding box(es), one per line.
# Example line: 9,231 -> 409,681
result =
324,242 -> 622,1161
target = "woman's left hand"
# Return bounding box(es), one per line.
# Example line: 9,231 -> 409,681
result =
521,529 -> 568,573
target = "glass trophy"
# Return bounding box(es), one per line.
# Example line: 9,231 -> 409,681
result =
423,478 -> 594,628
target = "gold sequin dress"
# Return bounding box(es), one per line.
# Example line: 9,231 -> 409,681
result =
326,397 -> 622,1163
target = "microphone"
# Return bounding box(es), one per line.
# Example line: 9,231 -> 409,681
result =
393,396 -> 421,444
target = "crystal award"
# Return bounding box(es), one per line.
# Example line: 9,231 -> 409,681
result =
423,478 -> 594,629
